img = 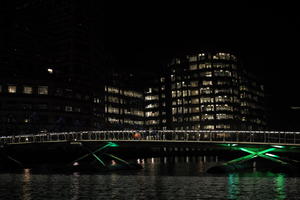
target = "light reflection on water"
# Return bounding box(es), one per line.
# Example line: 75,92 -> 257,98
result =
0,156 -> 300,200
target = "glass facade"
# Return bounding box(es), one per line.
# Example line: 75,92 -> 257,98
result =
145,51 -> 266,131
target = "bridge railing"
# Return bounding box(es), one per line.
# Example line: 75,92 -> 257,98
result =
1,130 -> 300,145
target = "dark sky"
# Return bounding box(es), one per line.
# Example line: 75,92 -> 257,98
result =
103,1 -> 300,129
1,1 -> 299,128
104,1 -> 300,100
104,2 -> 299,82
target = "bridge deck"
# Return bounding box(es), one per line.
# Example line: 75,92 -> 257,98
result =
1,130 -> 300,147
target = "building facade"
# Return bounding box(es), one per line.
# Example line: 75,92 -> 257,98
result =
145,51 -> 266,131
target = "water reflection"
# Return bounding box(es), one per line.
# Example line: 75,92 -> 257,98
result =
275,174 -> 286,200
22,169 -> 31,200
227,173 -> 239,200
0,156 -> 299,200
70,172 -> 80,200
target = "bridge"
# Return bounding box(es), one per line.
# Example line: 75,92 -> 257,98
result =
1,130 -> 300,172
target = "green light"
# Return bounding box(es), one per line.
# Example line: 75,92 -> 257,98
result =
272,145 -> 285,149
91,153 -> 106,166
275,174 -> 286,200
108,142 -> 119,147
265,153 -> 279,158
239,148 -> 255,154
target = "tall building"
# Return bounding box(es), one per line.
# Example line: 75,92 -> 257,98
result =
0,1 -> 107,135
0,2 -> 267,134
145,51 -> 266,130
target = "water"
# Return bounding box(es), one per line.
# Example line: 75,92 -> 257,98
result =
1,156 -> 300,200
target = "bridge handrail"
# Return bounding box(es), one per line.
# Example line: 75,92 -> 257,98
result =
1,130 -> 300,145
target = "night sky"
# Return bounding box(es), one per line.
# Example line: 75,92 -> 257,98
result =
103,1 -> 300,129
1,1 -> 299,129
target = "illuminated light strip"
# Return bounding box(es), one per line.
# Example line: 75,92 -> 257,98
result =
71,142 -> 117,164
104,153 -> 129,165
272,145 -> 285,149
223,146 -> 286,165
265,153 -> 279,158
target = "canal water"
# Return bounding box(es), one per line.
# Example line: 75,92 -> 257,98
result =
0,156 -> 300,200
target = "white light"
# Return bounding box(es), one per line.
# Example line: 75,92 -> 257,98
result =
47,68 -> 53,74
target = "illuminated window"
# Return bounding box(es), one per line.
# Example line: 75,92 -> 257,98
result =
198,53 -> 206,60
216,114 -> 233,120
171,107 -> 176,115
205,63 -> 212,68
145,95 -> 159,101
200,97 -> 214,103
171,74 -> 175,81
94,98 -> 100,103
213,53 -> 231,60
172,91 -> 176,97
177,90 -> 182,97
65,106 -> 72,112
160,77 -> 165,82
201,114 -> 214,120
191,116 -> 200,121
215,95 -> 232,103
108,117 -> 119,123
146,120 -> 159,125
191,98 -> 199,104
191,89 -> 199,96
188,55 -> 197,62
191,107 -> 200,113
145,111 -> 159,117
217,81 -> 229,85
38,86 -> 48,95
215,104 -> 233,111
183,90 -> 188,97
216,124 -> 231,129
177,99 -> 182,105
199,63 -> 211,69
189,64 -> 197,70
215,89 -> 232,94
200,87 -> 212,94
201,104 -> 214,111
23,86 -> 33,94
214,63 -> 226,68
107,106 -> 119,114
107,96 -> 119,103
172,100 -> 177,106
47,68 -> 53,74
176,82 -> 181,89
190,81 -> 198,87
200,71 -> 212,77
203,80 -> 212,86
8,85 -> 17,93
203,125 -> 214,130
214,70 -> 231,77
106,86 -> 119,94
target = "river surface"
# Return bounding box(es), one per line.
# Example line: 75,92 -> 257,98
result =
1,156 -> 300,200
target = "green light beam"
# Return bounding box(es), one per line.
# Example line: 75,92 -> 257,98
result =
226,154 -> 257,164
225,147 -> 285,165
71,142 -> 112,163
104,153 -> 129,165
91,153 -> 106,166
260,154 -> 288,165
